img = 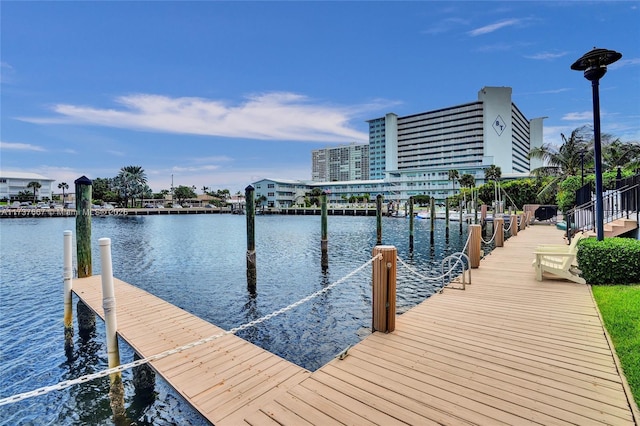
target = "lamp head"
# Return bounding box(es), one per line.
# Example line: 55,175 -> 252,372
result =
571,47 -> 622,81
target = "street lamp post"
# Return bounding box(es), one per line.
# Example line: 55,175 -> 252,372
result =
571,48 -> 622,241
580,149 -> 586,186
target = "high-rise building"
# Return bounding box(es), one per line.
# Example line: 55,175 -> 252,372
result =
367,86 -> 544,202
312,143 -> 369,182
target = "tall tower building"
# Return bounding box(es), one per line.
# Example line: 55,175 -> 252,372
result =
311,143 -> 369,182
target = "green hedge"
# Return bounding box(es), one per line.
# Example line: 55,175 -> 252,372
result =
577,238 -> 640,284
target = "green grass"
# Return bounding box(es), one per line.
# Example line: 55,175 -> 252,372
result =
592,285 -> 640,408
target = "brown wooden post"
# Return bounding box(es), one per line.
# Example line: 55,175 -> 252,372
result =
494,217 -> 504,247
445,197 -> 450,238
468,224 -> 482,268
75,176 -> 92,278
408,197 -> 414,252
480,204 -> 487,223
429,197 -> 435,244
519,213 -> 526,231
75,176 -> 95,337
321,192 -> 328,270
245,185 -> 256,291
376,194 -> 383,244
372,245 -> 396,333
510,214 -> 518,236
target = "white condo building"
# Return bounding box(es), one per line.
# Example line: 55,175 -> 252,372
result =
312,143 -> 369,182
0,171 -> 55,201
369,86 -> 544,203
253,87 -> 544,208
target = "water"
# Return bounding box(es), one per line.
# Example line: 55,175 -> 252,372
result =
0,214 -> 483,424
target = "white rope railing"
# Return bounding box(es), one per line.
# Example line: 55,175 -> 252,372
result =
481,221 -> 499,245
0,254 -> 381,406
397,249 -> 470,287
504,216 -> 514,234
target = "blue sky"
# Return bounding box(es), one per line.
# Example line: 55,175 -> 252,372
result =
1,1 -> 639,194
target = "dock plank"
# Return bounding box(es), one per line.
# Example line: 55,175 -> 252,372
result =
72,275 -> 310,425
241,224 -> 638,425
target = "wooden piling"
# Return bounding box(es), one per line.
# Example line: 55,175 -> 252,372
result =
445,198 -> 450,237
245,185 -> 256,289
321,192 -> 328,270
63,230 -> 73,356
408,197 -> 414,252
99,237 -> 127,424
430,198 -> 435,244
511,214 -> 518,236
519,213 -> 527,231
133,353 -> 156,401
376,194 -> 383,244
75,176 -> 92,278
372,245 -> 396,333
99,238 -> 121,374
468,224 -> 482,268
494,217 -> 504,247
75,176 -> 95,336
459,200 -> 463,233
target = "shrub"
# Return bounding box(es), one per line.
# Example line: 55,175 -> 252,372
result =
577,237 -> 640,284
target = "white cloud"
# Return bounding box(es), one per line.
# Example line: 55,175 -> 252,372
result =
468,18 -> 521,36
525,51 -> 569,60
422,17 -> 469,35
609,58 -> 640,70
18,92 -> 385,143
0,141 -> 47,152
562,111 -> 592,121
1,62 -> 16,84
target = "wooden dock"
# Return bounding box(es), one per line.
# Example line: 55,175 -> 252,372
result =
72,276 -> 311,425
242,224 -> 638,425
73,224 -> 639,425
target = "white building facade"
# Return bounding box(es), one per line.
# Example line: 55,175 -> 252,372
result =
0,171 -> 55,201
368,86 -> 544,203
253,87 -> 544,207
311,143 -> 369,182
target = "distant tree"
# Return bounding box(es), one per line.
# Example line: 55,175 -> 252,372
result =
412,194 -> 431,206
306,187 -> 324,207
201,186 -> 209,195
17,190 -> 31,202
92,177 -> 118,203
447,169 -> 459,195
484,165 -> 502,182
116,165 -> 147,207
57,182 -> 69,203
459,174 -> 475,190
27,181 -> 41,203
256,194 -> 268,210
528,127 -> 591,201
214,189 -> 230,200
173,185 -> 197,205
602,138 -> 640,172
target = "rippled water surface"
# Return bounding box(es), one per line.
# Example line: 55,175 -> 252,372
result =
0,214 -> 484,424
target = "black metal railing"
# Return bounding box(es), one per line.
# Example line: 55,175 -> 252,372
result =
565,174 -> 639,238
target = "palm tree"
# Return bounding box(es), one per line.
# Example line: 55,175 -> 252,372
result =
447,169 -> 459,197
458,173 -> 475,211
528,126 -> 591,201
58,182 -> 69,204
602,139 -> 640,172
27,181 -> 42,203
201,186 -> 209,195
459,174 -> 475,190
484,165 -> 502,182
117,165 -> 147,207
